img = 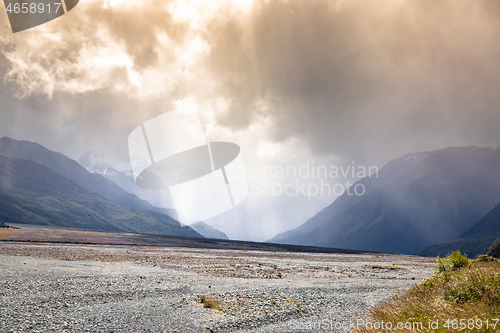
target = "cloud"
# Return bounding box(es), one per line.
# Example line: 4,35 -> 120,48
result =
0,0 -> 218,99
2,0 -> 500,166
203,0 -> 500,162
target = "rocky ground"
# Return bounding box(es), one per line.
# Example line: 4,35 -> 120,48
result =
0,243 -> 434,332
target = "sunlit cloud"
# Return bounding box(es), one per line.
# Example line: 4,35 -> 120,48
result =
1,0 -> 500,165
0,0 -> 250,99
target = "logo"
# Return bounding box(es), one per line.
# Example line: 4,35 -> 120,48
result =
128,108 -> 248,223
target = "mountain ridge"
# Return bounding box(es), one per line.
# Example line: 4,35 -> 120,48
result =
269,146 -> 500,254
414,202 -> 500,257
0,154 -> 202,237
190,222 -> 229,240
0,137 -> 175,217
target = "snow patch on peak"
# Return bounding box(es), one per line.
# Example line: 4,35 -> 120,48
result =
79,152 -> 133,176
397,152 -> 428,163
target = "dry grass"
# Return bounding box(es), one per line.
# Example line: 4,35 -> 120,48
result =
372,264 -> 399,270
199,294 -> 222,309
354,254 -> 500,333
0,227 -> 21,238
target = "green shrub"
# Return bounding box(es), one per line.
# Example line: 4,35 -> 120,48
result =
435,250 -> 470,274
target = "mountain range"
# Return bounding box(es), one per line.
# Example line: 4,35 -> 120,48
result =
0,154 -> 201,237
0,137 -> 175,217
269,146 -> 500,254
78,155 -> 169,210
79,152 -> 229,240
2,136 -> 499,254
0,137 -> 232,239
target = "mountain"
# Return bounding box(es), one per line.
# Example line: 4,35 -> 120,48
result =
0,154 -> 202,237
414,202 -> 500,257
269,146 -> 500,254
81,159 -> 230,240
460,202 -> 500,238
0,137 -> 175,217
485,235 -> 500,258
189,222 -> 229,240
80,158 -> 171,211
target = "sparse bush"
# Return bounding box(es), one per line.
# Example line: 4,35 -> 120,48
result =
476,254 -> 498,262
435,250 -> 470,274
449,250 -> 471,269
435,257 -> 447,273
199,294 -> 221,309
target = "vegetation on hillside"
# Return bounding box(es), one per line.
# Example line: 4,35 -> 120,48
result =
413,234 -> 500,259
0,155 -> 202,238
486,236 -> 500,258
354,251 -> 500,332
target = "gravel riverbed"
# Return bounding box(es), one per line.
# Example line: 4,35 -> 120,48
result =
0,243 -> 434,332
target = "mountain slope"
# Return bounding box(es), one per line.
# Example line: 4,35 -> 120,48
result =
269,146 -> 500,254
0,155 -> 201,237
485,235 -> 500,258
80,159 -> 172,211
0,137 -> 175,217
190,222 -> 229,240
414,202 -> 500,257
460,202 -> 500,238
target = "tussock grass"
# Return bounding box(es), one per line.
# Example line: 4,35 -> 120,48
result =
354,252 -> 500,333
372,264 -> 399,270
199,294 -> 221,309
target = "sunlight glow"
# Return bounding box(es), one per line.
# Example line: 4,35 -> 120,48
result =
229,0 -> 254,12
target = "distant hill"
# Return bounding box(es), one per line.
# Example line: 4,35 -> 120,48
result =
0,137 -> 175,217
0,155 -> 201,237
412,235 -> 499,258
190,222 -> 229,240
269,146 -> 500,254
485,235 -> 500,258
414,202 -> 500,258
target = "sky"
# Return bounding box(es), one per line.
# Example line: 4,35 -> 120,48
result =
1,0 -> 500,240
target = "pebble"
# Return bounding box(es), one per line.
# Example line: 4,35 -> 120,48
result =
0,243 -> 434,332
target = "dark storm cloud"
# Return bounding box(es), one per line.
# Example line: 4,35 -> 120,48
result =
2,0 -> 500,167
205,0 -> 500,163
